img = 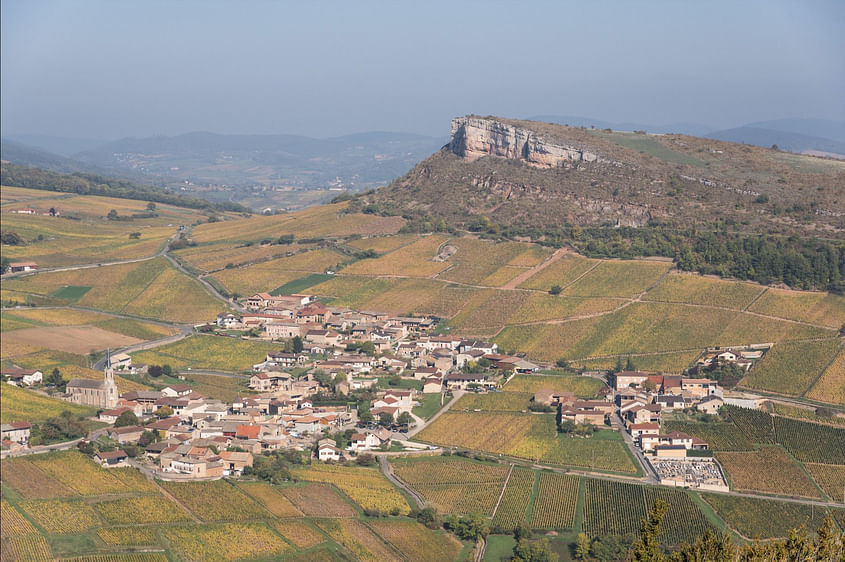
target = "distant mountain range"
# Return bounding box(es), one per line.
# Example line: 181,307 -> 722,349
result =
2,116 -> 842,212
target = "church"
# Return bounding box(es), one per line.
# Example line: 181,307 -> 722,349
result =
66,353 -> 119,409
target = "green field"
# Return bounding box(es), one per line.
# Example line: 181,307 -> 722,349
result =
502,373 -> 605,398
48,285 -> 92,301
270,273 -> 332,295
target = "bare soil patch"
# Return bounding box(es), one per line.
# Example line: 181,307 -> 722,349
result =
3,326 -> 142,354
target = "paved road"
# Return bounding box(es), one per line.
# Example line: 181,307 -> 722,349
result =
613,411 -> 659,483
378,455 -> 425,509
94,325 -> 195,370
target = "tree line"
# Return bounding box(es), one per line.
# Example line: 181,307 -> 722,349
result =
0,162 -> 248,213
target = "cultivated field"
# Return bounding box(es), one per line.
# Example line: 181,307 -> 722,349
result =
491,468 -> 536,530
804,464 -> 845,503
3,258 -> 224,322
416,412 -> 637,473
0,384 -> 96,423
773,416 -> 845,464
642,272 -> 765,309
162,522 -> 292,561
502,373 -> 604,398
748,288 -> 845,329
131,334 -> 280,372
528,472 -> 580,530
3,325 -> 141,354
583,480 -> 713,545
210,248 -> 344,296
436,238 -> 536,285
342,234 -> 451,277
314,519 -> 401,562
806,348 -> 845,405
280,483 -> 357,518
454,392 -> 533,412
158,480 -> 271,522
716,447 -> 822,498
517,254 -> 599,291
236,481 -> 303,518
561,260 -> 671,298
289,464 -> 411,515
702,494 -> 829,539
367,520 -> 464,562
739,339 -> 843,397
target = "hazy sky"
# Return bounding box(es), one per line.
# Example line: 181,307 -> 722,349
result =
2,0 -> 843,140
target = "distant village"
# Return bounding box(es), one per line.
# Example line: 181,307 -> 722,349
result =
2,291 -> 762,488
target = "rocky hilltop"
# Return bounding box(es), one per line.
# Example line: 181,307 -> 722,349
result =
355,116 -> 845,236
449,116 -> 601,167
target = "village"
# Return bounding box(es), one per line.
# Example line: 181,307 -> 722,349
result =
1,290 -> 762,494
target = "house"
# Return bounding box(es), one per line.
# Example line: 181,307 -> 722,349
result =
444,373 -> 486,391
120,390 -> 163,414
533,389 -> 576,407
293,416 -> 322,434
265,351 -> 307,368
161,384 -> 194,397
1,368 -> 43,386
559,406 -> 606,425
218,450 -> 253,475
305,329 -> 342,347
216,313 -> 243,329
1,422 -> 31,444
459,340 -> 498,354
94,450 -> 129,467
413,367 -> 440,380
317,440 -> 342,462
370,406 -> 399,421
423,377 -> 443,394
484,354 -> 539,373
110,353 -> 132,369
108,425 -> 145,444
654,394 -> 685,410
628,422 -> 660,438
164,455 -> 224,477
297,303 -> 330,324
611,371 -> 650,391
696,395 -> 725,415
247,292 -> 274,310
382,390 -> 413,407
98,406 -> 133,423
350,432 -> 381,451
8,262 -> 38,273
66,362 -> 119,409
265,322 -> 302,339
681,378 -> 718,398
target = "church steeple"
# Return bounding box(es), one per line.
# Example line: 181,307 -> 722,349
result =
103,348 -> 118,408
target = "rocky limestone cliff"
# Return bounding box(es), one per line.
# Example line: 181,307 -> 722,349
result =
449,116 -> 600,167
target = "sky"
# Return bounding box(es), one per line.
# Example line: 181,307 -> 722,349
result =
2,0 -> 844,140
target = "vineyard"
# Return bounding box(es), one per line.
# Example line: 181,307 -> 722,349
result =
29,451 -> 147,496
716,447 -> 822,498
806,348 -> 845,405
391,456 -> 509,516
19,499 -> 102,534
210,248 -> 344,296
0,383 -> 96,424
454,391 -> 533,412
518,255 -> 599,291
289,464 -> 411,515
272,520 -> 326,549
342,234 -> 451,277
132,334 -> 280,372
739,339 -> 843,396
774,416 -> 845,464
724,405 -> 776,444
491,468 -> 536,530
416,411 -> 637,473
236,482 -> 303,518
0,534 -> 53,562
367,520 -> 463,562
661,420 -> 754,451
280,483 -> 358,517
94,495 -> 193,524
701,494 -> 830,539
770,403 -> 845,427
748,287 -> 845,329
502,373 -> 604,398
314,519 -> 402,562
437,238 -> 534,285
158,480 -> 271,522
161,522 -> 292,561
804,464 -> 845,503
1,500 -> 37,536
583,480 -> 712,545
528,472 -> 580,530
642,272 -> 765,309
562,260 -> 671,298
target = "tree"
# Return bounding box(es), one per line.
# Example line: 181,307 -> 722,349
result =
114,410 -> 138,428
107,209 -> 119,220
416,507 -> 439,529
378,412 -> 394,427
290,335 -> 303,353
549,285 -> 562,295
397,411 -> 413,429
313,370 -> 332,387
359,341 -> 375,355
46,368 -> 65,390
128,232 -> 141,239
642,379 -> 657,392
631,499 -> 667,562
359,408 -> 374,424
614,356 -> 624,373
625,355 -> 636,372
356,453 -> 376,466
147,365 -> 163,377
575,533 -> 591,560
146,202 -> 156,211
555,358 -> 570,369
138,430 -> 157,447
513,538 -> 557,562
514,524 -> 533,542
154,406 -> 173,418
161,364 -> 172,377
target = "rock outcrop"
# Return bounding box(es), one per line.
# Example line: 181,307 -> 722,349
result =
449,116 -> 600,167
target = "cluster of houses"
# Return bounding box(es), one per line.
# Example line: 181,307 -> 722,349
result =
611,371 -> 723,458
237,292 -> 541,401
